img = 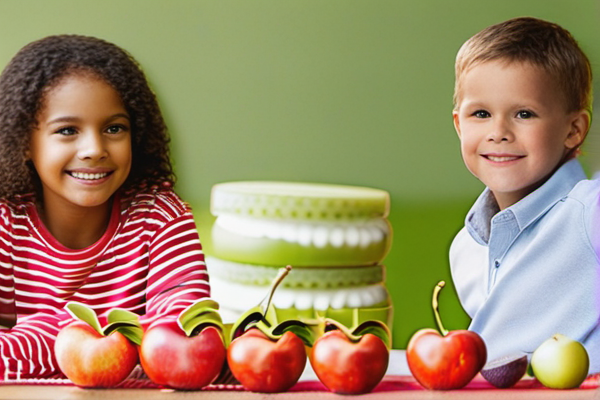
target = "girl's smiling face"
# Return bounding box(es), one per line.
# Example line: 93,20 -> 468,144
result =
29,73 -> 132,216
453,60 -> 588,210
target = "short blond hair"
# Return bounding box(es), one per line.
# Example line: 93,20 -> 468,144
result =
454,17 -> 592,113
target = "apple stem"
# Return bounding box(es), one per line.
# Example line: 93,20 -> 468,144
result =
262,265 -> 292,317
432,281 -> 449,336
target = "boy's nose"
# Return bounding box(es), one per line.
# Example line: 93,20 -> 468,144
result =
487,120 -> 514,143
77,131 -> 108,160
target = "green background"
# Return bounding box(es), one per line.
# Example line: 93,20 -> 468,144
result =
1,0 -> 598,348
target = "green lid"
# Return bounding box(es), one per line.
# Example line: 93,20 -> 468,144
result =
211,181 -> 390,221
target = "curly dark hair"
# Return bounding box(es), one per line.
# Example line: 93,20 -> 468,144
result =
0,34 -> 175,200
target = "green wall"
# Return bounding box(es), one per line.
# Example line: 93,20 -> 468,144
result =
1,0 -> 598,348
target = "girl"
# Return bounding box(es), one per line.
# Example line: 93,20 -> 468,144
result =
0,35 -> 209,379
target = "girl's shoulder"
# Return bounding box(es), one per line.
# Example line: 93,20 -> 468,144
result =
120,185 -> 192,223
0,193 -> 35,216
0,194 -> 36,229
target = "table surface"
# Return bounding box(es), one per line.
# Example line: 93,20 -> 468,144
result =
1,351 -> 599,400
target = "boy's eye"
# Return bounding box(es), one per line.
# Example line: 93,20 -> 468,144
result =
516,110 -> 535,119
55,127 -> 77,136
472,110 -> 490,118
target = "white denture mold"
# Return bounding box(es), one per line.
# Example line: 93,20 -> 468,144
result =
206,256 -> 385,288
208,181 -> 394,330
210,181 -> 392,267
208,271 -> 391,323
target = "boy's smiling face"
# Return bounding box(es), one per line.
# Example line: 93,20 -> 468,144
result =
453,60 -> 589,210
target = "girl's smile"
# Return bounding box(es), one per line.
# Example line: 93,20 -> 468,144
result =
67,169 -> 114,183
28,73 -> 132,243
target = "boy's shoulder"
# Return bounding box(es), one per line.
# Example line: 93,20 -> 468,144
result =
568,177 -> 600,206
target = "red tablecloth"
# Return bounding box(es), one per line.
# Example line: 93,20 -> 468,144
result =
1,372 -> 598,391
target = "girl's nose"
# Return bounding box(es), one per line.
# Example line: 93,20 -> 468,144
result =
77,131 -> 108,160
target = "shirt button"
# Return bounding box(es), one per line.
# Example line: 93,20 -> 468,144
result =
495,260 -> 500,268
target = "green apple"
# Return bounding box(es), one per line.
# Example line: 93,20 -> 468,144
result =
530,333 -> 589,389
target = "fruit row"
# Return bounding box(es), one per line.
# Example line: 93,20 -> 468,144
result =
53,267 -> 392,395
406,281 -> 590,390
53,276 -> 590,393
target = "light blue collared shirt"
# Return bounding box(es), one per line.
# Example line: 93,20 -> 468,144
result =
450,159 -> 600,372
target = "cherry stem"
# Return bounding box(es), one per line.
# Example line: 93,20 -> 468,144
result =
262,265 -> 292,315
432,281 -> 449,336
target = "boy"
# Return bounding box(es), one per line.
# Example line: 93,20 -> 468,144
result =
450,17 -> 600,372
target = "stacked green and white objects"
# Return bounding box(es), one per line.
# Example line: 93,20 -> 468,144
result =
207,181 -> 393,332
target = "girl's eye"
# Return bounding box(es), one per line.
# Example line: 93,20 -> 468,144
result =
55,127 -> 77,136
106,125 -> 128,134
516,110 -> 535,119
472,110 -> 491,119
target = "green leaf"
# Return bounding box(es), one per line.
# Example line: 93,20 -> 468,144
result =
230,266 -> 318,347
322,318 -> 360,341
230,304 -> 315,347
352,321 -> 392,349
320,317 -> 392,349
230,266 -> 295,342
102,309 -> 143,345
230,306 -> 265,341
271,319 -> 315,347
65,302 -> 103,336
111,325 -> 144,346
64,303 -> 143,345
107,308 -> 140,325
181,310 -> 223,337
179,299 -> 221,326
178,299 -> 224,337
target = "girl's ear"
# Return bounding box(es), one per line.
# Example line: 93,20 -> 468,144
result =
564,110 -> 590,150
453,110 -> 462,139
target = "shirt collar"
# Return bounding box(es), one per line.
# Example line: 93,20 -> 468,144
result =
465,158 -> 587,245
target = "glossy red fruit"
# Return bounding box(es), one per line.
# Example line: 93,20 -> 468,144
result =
139,320 -> 226,390
406,328 -> 487,390
310,330 -> 389,394
54,320 -> 138,388
228,328 -> 306,392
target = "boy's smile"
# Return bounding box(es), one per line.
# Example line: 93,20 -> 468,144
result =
28,74 -> 132,228
453,60 -> 588,210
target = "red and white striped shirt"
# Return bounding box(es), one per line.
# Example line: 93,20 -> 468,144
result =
0,188 -> 210,379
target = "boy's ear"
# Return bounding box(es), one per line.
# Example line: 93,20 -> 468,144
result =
564,110 -> 590,150
453,111 -> 462,138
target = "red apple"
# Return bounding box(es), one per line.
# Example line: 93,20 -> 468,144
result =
228,328 -> 306,392
139,319 -> 225,390
310,329 -> 389,394
407,328 -> 486,389
54,320 -> 138,388
406,281 -> 487,390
